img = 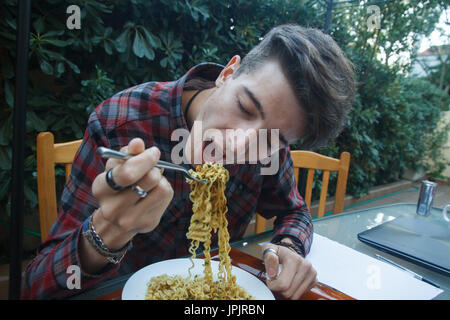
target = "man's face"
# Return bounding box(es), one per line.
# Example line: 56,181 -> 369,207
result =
186,57 -> 306,165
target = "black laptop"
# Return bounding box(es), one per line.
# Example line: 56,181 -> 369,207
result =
357,215 -> 450,276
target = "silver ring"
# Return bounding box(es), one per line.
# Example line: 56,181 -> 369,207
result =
131,185 -> 147,198
263,247 -> 278,258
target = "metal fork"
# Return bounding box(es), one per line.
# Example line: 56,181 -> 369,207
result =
96,146 -> 208,183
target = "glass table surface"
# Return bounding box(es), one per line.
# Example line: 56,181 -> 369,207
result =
233,203 -> 449,300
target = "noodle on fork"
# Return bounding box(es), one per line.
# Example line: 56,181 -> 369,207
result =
145,163 -> 253,300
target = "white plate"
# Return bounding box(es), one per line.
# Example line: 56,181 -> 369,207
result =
122,258 -> 274,300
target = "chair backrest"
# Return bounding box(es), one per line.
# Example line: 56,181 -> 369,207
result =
36,132 -> 82,242
255,150 -> 351,234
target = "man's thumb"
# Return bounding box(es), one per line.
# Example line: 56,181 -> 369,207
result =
263,247 -> 279,279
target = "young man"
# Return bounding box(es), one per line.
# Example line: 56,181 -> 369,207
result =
22,24 -> 355,299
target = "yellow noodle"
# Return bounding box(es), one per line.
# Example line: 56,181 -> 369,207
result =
145,163 -> 253,300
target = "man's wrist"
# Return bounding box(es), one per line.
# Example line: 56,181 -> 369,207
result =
81,211 -> 133,265
281,237 -> 294,245
273,236 -> 305,257
91,209 -> 135,250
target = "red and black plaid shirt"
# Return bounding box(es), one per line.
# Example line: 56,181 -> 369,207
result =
22,63 -> 313,299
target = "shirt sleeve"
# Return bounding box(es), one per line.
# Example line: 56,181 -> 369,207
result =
255,147 -> 313,257
21,111 -> 121,299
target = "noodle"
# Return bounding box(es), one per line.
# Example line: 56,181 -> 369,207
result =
145,163 -> 253,300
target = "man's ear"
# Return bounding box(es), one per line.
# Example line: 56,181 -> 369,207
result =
215,55 -> 241,87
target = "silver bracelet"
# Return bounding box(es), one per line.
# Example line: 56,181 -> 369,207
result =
83,215 -> 132,264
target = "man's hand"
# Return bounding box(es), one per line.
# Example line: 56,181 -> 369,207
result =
92,138 -> 174,238
262,240 -> 318,300
80,138 -> 174,273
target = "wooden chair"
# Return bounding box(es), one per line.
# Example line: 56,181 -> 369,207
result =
36,132 -> 82,242
255,150 -> 351,234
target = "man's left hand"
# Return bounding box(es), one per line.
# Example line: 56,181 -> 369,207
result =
262,240 -> 318,300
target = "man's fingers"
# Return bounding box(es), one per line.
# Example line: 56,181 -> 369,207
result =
95,142 -> 161,199
126,138 -> 145,155
123,167 -> 163,203
112,146 -> 161,187
291,270 -> 318,300
103,139 -> 146,171
266,248 -> 298,292
263,246 -> 279,279
263,245 -> 317,300
135,167 -> 163,192
96,177 -> 174,233
284,264 -> 307,298
132,178 -> 174,232
136,178 -> 174,215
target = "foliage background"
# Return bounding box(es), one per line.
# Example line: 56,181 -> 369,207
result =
0,0 -> 449,260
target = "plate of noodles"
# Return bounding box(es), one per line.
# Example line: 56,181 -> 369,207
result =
122,163 -> 274,300
121,258 -> 275,300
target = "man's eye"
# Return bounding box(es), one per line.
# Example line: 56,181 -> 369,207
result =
237,98 -> 252,116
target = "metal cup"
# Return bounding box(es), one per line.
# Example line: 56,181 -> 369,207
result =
416,180 -> 437,216
443,204 -> 450,223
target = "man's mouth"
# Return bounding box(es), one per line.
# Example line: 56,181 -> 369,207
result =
202,139 -> 225,163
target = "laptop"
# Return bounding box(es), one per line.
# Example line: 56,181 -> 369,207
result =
357,215 -> 450,276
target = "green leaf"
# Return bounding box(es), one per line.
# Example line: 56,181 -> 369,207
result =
63,58 -> 80,74
0,177 -> 11,200
0,117 -> 12,146
24,155 -> 36,171
115,29 -> 129,53
5,18 -> 16,31
0,30 -> 15,41
132,31 -> 146,58
104,40 -> 113,55
33,17 -> 45,34
4,80 -> 14,108
42,30 -> 64,38
143,42 -> 155,60
1,53 -> 14,79
40,60 -> 53,75
40,48 -> 65,61
123,22 -> 135,29
70,118 -> 83,138
0,147 -> 12,170
91,36 -> 103,45
56,62 -> 65,74
24,184 -> 38,207
196,6 -> 210,20
27,110 -> 48,131
28,95 -> 58,107
160,57 -> 168,68
45,39 -> 70,47
52,116 -> 68,131
141,28 -> 161,48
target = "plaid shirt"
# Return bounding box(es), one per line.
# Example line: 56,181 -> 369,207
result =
22,63 -> 313,299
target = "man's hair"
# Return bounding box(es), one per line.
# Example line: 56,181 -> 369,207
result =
233,24 -> 356,150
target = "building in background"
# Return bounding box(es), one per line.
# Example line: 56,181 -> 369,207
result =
410,44 -> 449,80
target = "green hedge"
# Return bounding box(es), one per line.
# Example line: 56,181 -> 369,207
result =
0,0 -> 449,242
